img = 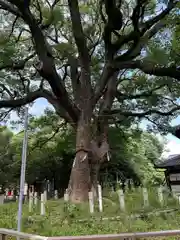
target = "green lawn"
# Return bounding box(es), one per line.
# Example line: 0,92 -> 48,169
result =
0,187 -> 180,238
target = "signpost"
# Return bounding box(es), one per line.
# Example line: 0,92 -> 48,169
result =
17,107 -> 29,233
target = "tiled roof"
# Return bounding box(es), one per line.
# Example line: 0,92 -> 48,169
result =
155,154 -> 180,168
174,125 -> 180,139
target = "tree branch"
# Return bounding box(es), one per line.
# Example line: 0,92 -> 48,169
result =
31,89 -> 75,124
93,63 -> 114,107
115,21 -> 166,62
0,108 -> 13,122
109,106 -> 180,117
0,90 -> 45,108
113,60 -> 180,80
8,15 -> 19,39
93,0 -> 178,109
99,72 -> 119,115
131,0 -> 146,33
0,53 -> 35,71
111,0 -> 177,58
67,0 -> 90,66
0,1 -> 22,16
6,0 -> 79,123
68,56 -> 81,106
67,0 -> 93,105
115,0 -> 177,62
0,84 -> 14,98
142,0 -> 178,34
116,83 -> 166,101
0,88 -> 74,124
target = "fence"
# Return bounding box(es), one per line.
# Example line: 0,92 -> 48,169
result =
25,185 -> 178,215
2,228 -> 180,240
0,229 -> 47,240
1,184 -> 178,217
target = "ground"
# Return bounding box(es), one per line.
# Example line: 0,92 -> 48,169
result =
0,187 -> 179,238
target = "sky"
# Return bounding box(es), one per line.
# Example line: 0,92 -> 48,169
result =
8,98 -> 180,158
164,117 -> 180,157
12,99 -> 50,118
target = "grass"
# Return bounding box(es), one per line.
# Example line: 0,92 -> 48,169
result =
0,187 -> 180,238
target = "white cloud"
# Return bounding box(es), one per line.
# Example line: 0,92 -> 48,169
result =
6,98 -> 51,132
163,138 -> 180,158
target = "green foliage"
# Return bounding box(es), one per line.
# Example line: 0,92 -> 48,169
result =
0,188 -> 179,236
41,6 -> 64,26
0,126 -> 14,188
145,44 -> 169,65
103,128 -> 164,186
0,112 -> 164,189
0,36 -> 16,65
0,0 -> 179,129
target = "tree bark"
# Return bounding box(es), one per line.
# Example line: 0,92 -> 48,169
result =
68,115 -> 109,203
68,152 -> 90,203
68,119 -> 91,203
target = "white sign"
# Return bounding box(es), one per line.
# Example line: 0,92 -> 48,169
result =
171,185 -> 180,195
170,173 -> 180,181
24,183 -> 28,195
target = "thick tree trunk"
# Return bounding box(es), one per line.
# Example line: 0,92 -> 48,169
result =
69,151 -> 90,203
68,120 -> 91,203
89,139 -> 109,198
68,116 -> 109,203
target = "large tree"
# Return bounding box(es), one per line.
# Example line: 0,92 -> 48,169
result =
0,0 -> 179,202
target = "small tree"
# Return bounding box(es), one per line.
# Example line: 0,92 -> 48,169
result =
0,126 -> 14,189
0,0 -> 179,202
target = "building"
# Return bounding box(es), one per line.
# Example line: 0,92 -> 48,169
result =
155,125 -> 180,195
155,154 -> 180,195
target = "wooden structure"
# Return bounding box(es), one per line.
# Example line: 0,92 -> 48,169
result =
173,125 -> 180,139
155,154 -> 180,194
155,125 -> 180,195
2,228 -> 180,240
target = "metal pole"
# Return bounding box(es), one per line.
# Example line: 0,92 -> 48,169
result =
17,106 -> 28,233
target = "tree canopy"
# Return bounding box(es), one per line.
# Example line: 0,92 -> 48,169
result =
0,0 -> 179,202
0,0 -> 179,125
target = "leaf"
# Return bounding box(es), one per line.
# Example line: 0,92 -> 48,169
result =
145,45 -> 169,65
79,4 -> 89,14
53,42 -> 74,56
51,7 -> 64,24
